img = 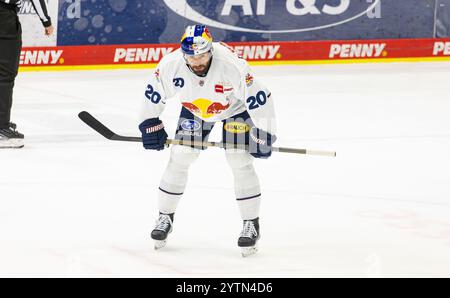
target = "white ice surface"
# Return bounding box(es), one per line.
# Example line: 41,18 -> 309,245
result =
1,62 -> 450,277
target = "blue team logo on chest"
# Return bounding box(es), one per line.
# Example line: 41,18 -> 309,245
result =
173,77 -> 185,88
181,119 -> 201,131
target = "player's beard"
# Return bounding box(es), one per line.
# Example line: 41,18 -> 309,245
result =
189,58 -> 212,76
192,65 -> 207,76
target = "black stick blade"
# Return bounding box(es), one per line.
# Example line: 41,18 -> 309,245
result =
78,111 -> 116,140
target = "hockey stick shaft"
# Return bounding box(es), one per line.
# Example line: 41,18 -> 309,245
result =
78,111 -> 336,157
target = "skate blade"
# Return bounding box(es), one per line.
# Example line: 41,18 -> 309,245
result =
154,240 -> 167,250
241,246 -> 258,257
0,139 -> 24,149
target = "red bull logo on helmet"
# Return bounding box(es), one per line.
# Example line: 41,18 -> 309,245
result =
182,98 -> 230,119
181,25 -> 213,56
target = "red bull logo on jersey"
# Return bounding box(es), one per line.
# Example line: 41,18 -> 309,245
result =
245,73 -> 254,87
182,98 -> 230,119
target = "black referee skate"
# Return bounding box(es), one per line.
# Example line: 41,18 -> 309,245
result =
238,218 -> 260,257
151,213 -> 174,250
0,123 -> 24,149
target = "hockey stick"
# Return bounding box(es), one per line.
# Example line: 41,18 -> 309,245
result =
78,111 -> 336,157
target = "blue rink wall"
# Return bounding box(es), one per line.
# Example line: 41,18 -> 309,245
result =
56,0 -> 450,46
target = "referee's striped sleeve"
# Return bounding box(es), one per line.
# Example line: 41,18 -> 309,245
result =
30,0 -> 51,27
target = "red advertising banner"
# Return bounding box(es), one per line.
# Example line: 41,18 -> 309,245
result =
19,38 -> 450,71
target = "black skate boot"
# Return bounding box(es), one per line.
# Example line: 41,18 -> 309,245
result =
151,213 -> 174,250
238,218 -> 260,257
0,123 -> 24,149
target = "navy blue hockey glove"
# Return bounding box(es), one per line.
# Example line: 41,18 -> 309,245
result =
249,127 -> 277,159
139,118 -> 168,151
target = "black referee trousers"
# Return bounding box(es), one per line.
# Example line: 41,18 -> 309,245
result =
0,3 -> 22,129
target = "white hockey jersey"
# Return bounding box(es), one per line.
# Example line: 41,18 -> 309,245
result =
140,42 -> 277,135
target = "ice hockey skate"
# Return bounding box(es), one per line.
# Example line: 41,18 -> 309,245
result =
151,213 -> 174,250
238,218 -> 260,257
0,123 -> 24,149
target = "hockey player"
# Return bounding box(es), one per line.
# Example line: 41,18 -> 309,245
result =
139,25 -> 277,256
